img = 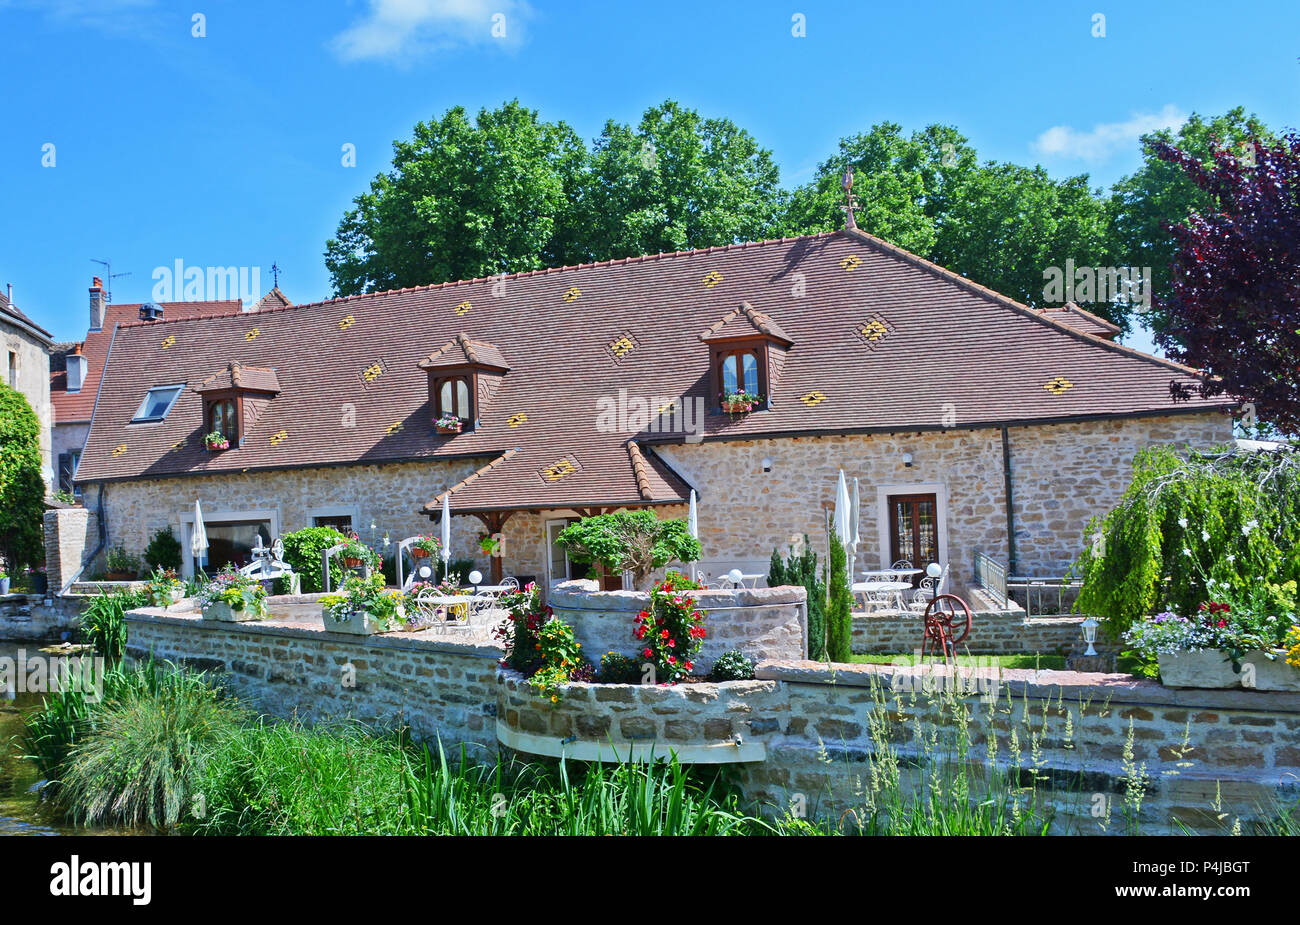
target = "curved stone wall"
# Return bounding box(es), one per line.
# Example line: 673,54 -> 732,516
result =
547,580 -> 806,674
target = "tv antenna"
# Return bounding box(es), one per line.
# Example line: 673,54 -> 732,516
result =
91,259 -> 132,303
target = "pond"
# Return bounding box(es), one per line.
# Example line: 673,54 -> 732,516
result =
0,640 -> 124,836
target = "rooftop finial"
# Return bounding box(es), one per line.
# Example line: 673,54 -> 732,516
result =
841,165 -> 858,230
271,262 -> 281,289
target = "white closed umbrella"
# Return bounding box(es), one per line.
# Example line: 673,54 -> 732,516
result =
191,499 -> 209,574
849,477 -> 862,582
440,493 -> 452,576
833,470 -> 850,548
687,490 -> 699,539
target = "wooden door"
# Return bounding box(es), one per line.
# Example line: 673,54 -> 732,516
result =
888,494 -> 939,584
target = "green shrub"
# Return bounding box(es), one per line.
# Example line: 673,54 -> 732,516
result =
0,384 -> 45,573
142,526 -> 183,572
826,529 -> 853,662
104,545 -> 140,576
56,665 -> 244,829
708,649 -> 755,681
598,651 -> 643,684
770,536 -> 826,660
278,526 -> 348,593
1076,444 -> 1300,637
79,587 -> 147,663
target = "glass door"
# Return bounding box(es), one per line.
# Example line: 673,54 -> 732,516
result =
888,494 -> 939,585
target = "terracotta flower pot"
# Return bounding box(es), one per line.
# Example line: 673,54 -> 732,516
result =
721,401 -> 752,414
344,557 -> 363,569
436,423 -> 462,435
411,547 -> 431,559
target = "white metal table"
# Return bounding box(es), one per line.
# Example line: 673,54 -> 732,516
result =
851,580 -> 912,611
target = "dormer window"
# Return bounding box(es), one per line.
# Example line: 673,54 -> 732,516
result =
436,376 -> 472,421
418,334 -> 510,433
195,363 -> 281,449
700,302 -> 794,412
132,384 -> 184,423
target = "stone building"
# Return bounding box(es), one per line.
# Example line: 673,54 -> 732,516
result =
69,226 -> 1234,594
0,283 -> 54,486
49,277 -> 285,494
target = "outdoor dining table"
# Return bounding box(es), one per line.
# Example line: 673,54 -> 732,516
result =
850,580 -> 912,610
860,568 -> 924,582
410,592 -> 498,626
726,573 -> 765,589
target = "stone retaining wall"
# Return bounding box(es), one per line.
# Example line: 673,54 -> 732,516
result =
0,593 -> 82,642
124,605 -> 501,754
852,607 -> 1105,655
548,580 -> 806,674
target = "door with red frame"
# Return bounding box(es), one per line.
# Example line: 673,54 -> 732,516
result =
888,493 -> 939,586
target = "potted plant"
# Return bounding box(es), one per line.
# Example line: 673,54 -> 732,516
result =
720,390 -> 761,414
203,431 -> 231,451
104,546 -> 140,581
435,413 -> 463,435
1125,584 -> 1300,690
146,566 -> 186,608
197,565 -> 268,622
27,566 -> 48,595
319,574 -> 408,635
339,536 -> 377,570
410,535 -> 440,560
479,533 -> 501,557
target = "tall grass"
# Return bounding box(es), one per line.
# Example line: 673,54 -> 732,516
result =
79,588 -> 147,663
50,663 -> 244,829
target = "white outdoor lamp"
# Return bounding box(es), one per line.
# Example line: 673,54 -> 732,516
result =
726,568 -> 745,588
468,569 -> 484,589
925,562 -> 943,602
418,565 -> 433,580
1081,616 -> 1099,656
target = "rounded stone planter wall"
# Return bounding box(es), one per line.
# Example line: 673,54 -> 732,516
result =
547,580 -> 806,674
495,669 -> 780,763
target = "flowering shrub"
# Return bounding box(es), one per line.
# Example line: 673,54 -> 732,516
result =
196,565 -> 266,615
529,617 -> 592,702
146,567 -> 185,607
319,574 -> 407,631
1287,626 -> 1300,670
495,583 -> 548,674
635,576 -> 707,684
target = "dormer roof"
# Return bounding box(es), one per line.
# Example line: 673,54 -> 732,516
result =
196,362 -> 281,395
418,333 -> 510,373
700,301 -> 793,346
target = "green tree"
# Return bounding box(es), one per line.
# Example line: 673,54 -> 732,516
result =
0,384 -> 45,574
279,526 -> 348,593
1107,107 -> 1274,337
768,536 -> 826,660
143,526 -> 183,572
576,100 -> 786,260
826,530 -> 853,663
325,100 -> 589,295
556,511 -> 701,590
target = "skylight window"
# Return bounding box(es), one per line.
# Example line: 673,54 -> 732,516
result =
132,384 -> 184,423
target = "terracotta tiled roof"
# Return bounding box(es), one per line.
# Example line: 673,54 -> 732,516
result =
700,300 -> 793,345
195,363 -> 281,394
249,288 -> 292,313
73,230 -> 1228,512
418,333 -> 510,372
1037,302 -> 1122,340
51,300 -> 243,423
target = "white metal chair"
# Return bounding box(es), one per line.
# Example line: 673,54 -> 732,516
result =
906,563 -> 949,611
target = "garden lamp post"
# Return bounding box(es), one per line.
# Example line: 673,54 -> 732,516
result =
926,561 -> 942,602
1081,617 -> 1099,656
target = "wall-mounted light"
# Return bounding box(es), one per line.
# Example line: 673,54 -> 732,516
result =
902,452 -> 914,468
761,457 -> 773,473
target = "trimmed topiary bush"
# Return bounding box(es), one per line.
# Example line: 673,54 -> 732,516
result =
556,511 -> 701,590
143,526 -> 183,572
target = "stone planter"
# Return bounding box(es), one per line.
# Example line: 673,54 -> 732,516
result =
201,597 -> 267,622
0,578 -> 9,595
1157,650 -> 1242,688
1242,650 -> 1300,692
321,603 -> 406,636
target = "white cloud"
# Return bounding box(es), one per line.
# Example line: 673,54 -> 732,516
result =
330,0 -> 529,63
1032,104 -> 1187,162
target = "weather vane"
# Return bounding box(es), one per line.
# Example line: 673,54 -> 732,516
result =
271,262 -> 281,288
841,166 -> 859,230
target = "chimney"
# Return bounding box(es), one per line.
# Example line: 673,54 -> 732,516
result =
66,342 -> 88,393
89,277 -> 106,331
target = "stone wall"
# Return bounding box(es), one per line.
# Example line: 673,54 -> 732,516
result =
0,594 -> 81,642
44,506 -> 99,592
851,607 -> 1097,655
120,606 -> 1300,835
547,580 -> 806,673
124,606 -> 502,752
656,412 -> 1232,594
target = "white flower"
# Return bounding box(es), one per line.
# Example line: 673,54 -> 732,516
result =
1182,548 -> 1193,557
1243,520 -> 1258,536
1178,517 -> 1189,528
1226,554 -> 1236,564
1201,530 -> 1210,542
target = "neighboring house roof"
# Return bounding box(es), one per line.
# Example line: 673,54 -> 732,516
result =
249,287 -> 292,313
73,229 -> 1228,514
1037,302 -> 1123,340
0,288 -> 53,344
50,299 -> 242,424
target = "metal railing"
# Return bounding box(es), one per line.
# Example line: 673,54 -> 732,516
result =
972,549 -> 1007,607
1007,575 -> 1083,618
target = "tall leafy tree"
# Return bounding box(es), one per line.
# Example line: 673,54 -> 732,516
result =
0,384 -> 46,574
325,100 -> 588,295
576,100 -> 786,260
1154,132 -> 1300,434
1108,108 -> 1274,336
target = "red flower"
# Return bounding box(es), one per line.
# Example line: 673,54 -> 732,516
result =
668,655 -> 677,665
643,648 -> 652,658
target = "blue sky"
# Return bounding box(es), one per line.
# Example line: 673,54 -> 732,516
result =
1,0 -> 1295,346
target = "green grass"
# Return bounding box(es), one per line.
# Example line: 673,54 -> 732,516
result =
848,652 -> 1067,670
